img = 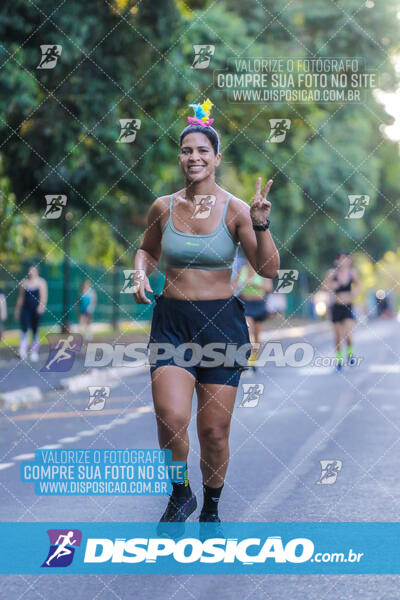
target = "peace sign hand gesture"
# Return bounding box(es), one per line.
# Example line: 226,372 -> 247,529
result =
250,177 -> 273,226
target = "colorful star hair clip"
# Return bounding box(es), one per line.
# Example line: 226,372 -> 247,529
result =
187,98 -> 214,127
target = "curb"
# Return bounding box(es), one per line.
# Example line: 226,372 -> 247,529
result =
0,386 -> 43,410
260,320 -> 331,341
60,363 -> 149,392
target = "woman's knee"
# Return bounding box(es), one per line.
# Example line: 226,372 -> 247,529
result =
155,407 -> 189,434
199,424 -> 229,452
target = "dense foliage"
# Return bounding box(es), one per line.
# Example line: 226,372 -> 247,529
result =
0,0 -> 399,288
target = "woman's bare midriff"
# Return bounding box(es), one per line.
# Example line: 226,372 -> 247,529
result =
162,267 -> 235,300
333,291 -> 353,304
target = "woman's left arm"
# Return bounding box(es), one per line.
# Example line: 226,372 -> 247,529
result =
234,178 -> 280,278
38,279 -> 48,314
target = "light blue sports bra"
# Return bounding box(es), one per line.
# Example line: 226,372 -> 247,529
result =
161,194 -> 239,270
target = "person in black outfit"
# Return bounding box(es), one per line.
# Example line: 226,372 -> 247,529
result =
322,252 -> 360,371
14,266 -> 48,361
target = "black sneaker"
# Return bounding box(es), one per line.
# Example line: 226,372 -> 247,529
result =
199,511 -> 224,541
347,354 -> 357,366
157,492 -> 197,539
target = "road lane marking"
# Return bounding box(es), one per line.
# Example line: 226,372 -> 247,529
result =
260,322 -> 330,341
39,444 -> 61,449
298,367 -> 334,376
2,408 -> 150,422
0,386 -> 42,408
0,463 -> 14,471
0,406 -> 153,474
136,406 -> 152,414
367,388 -> 400,395
13,453 -> 35,460
60,363 -> 149,392
298,364 -> 400,376
370,364 -> 400,373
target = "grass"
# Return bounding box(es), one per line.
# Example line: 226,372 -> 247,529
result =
0,320 -> 151,349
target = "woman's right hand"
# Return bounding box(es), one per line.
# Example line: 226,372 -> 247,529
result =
133,273 -> 153,305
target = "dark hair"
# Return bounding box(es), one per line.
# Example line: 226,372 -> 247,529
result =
333,251 -> 351,266
179,125 -> 221,155
334,251 -> 349,261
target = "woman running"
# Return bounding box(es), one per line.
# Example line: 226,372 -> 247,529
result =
14,265 -> 48,361
322,252 -> 360,371
133,100 -> 279,531
77,280 -> 97,341
234,261 -> 273,369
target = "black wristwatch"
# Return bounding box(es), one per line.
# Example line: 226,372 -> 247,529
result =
253,219 -> 270,231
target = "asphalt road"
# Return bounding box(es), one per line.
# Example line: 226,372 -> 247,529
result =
0,317 -> 399,598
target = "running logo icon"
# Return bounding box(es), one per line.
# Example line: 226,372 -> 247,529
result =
346,195 -> 369,219
266,119 -> 291,143
41,334 -> 82,372
275,270 -> 299,293
240,383 -> 264,407
191,45 -> 215,69
41,529 -> 82,567
42,195 -> 67,219
37,45 -> 62,69
192,195 -> 216,219
316,460 -> 342,485
117,119 -> 141,143
121,270 -> 145,294
86,386 -> 110,411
